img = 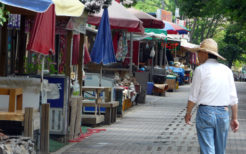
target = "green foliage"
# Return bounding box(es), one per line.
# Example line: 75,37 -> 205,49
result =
46,57 -> 58,74
179,0 -> 225,18
24,55 -> 42,74
0,4 -> 9,26
179,0 -> 246,25
24,55 -> 58,74
134,0 -> 176,14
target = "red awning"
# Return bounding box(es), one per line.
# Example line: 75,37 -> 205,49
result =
127,8 -> 164,29
87,1 -> 144,33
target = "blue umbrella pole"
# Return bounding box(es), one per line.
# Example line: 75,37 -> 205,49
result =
99,65 -> 102,87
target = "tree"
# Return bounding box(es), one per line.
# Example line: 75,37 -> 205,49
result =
179,0 -> 246,26
219,24 -> 246,68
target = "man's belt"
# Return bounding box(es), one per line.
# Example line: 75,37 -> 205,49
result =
199,104 -> 228,107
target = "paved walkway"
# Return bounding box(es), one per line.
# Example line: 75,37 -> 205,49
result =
56,82 -> 246,154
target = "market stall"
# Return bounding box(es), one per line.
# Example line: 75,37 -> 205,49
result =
85,1 -> 144,108
0,0 -> 88,152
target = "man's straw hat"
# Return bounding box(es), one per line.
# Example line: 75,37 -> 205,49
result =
196,38 -> 226,60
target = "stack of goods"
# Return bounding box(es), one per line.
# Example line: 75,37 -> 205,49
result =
114,73 -> 139,102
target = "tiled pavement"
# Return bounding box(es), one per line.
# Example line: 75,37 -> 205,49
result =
56,82 -> 246,154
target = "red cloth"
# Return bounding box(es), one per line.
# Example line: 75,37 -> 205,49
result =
27,4 -> 55,55
59,35 -> 67,73
72,34 -> 80,65
123,41 -> 139,66
72,35 -> 91,65
83,42 -> 91,64
113,32 -> 120,54
115,0 -> 120,3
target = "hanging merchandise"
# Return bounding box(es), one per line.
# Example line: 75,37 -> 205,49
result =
150,46 -> 155,58
8,14 -> 21,29
116,32 -> 128,62
113,32 -> 120,53
83,37 -> 91,64
146,43 -> 149,49
72,34 -> 80,65
190,52 -> 197,64
59,35 -> 67,73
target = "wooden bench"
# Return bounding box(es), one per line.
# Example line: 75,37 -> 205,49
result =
82,101 -> 119,125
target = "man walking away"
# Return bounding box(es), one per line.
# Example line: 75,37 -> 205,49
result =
184,38 -> 239,154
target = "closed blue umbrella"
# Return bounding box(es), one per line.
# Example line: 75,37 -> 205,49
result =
90,7 -> 116,86
90,7 -> 116,65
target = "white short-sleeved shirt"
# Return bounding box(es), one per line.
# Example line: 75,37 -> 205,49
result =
189,59 -> 238,106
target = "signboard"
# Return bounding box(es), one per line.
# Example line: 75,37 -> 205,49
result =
176,19 -> 186,27
44,76 -> 68,108
66,13 -> 88,34
156,9 -> 172,22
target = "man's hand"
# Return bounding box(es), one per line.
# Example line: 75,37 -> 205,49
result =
185,113 -> 192,125
230,119 -> 239,132
185,101 -> 196,125
230,104 -> 239,132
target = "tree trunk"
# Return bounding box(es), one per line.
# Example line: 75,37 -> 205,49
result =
205,15 -> 216,38
209,17 -> 222,38
200,17 -> 209,42
193,18 -> 200,43
161,0 -> 165,9
228,61 -> 233,69
190,18 -> 197,42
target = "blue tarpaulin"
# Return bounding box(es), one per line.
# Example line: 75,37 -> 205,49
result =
0,0 -> 53,13
90,8 -> 116,65
166,66 -> 185,84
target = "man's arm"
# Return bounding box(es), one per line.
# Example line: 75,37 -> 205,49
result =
185,100 -> 196,125
230,104 -> 239,132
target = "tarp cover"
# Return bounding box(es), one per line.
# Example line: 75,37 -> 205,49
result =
163,21 -> 189,34
127,8 -> 164,29
52,0 -> 85,17
88,1 -> 144,33
0,0 -> 53,13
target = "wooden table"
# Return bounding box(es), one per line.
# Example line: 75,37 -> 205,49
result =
81,86 -> 111,116
0,88 -> 24,121
0,88 -> 23,112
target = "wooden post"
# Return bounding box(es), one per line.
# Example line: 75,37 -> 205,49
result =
65,31 -> 73,76
9,89 -> 16,112
40,104 -> 50,153
155,41 -> 158,66
129,32 -> 133,74
74,97 -> 82,138
0,19 -> 8,76
24,107 -> 34,138
160,41 -> 163,67
105,88 -> 111,102
78,34 -> 84,96
69,97 -> 77,140
18,15 -> 26,74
